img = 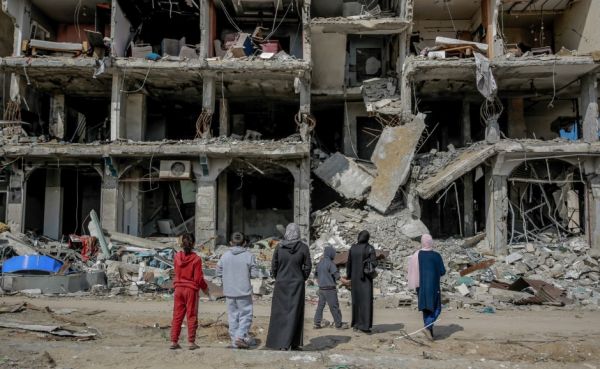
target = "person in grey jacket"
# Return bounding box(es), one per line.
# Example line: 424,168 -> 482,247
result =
313,245 -> 349,329
217,232 -> 259,349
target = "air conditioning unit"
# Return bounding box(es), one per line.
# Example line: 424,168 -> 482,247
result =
159,160 -> 191,179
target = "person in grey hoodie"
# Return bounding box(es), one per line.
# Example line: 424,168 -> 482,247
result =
313,245 -> 349,329
217,232 -> 259,349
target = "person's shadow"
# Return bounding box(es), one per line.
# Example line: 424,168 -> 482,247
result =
433,324 -> 464,340
302,335 -> 351,351
371,323 -> 404,334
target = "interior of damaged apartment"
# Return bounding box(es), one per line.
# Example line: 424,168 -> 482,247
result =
0,0 -> 599,309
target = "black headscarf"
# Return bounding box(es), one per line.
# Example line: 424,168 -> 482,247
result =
357,230 -> 370,244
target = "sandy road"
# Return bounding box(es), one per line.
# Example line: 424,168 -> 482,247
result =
0,295 -> 599,369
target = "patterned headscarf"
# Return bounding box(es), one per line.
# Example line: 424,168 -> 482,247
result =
284,223 -> 300,241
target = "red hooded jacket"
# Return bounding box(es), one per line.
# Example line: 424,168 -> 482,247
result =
173,251 -> 208,291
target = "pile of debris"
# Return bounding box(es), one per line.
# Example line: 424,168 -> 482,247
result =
212,26 -> 298,62
309,204 -> 600,309
419,37 -> 489,59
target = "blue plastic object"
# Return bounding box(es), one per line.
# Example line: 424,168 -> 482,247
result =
145,52 -> 161,61
2,255 -> 63,274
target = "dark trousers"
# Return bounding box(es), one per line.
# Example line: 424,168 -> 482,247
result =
314,288 -> 342,327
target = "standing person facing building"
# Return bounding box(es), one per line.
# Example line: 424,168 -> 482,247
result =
265,223 -> 312,350
313,244 -> 349,330
217,232 -> 260,349
170,233 -> 210,350
347,230 -> 377,333
407,234 -> 446,341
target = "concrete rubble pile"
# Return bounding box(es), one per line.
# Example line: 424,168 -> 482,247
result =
309,205 -> 600,310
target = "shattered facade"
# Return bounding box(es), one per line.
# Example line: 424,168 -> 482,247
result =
0,0 -> 599,262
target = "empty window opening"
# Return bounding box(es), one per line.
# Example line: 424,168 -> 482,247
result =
222,163 -> 294,242
115,0 -> 200,58
24,166 -> 102,240
507,159 -> 585,245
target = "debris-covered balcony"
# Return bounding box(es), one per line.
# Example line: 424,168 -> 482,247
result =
2,0 -> 111,59
310,0 -> 411,35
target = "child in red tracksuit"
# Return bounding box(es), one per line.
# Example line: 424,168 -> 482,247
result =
170,233 -> 209,350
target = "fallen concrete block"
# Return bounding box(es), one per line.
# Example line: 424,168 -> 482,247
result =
367,114 -> 426,213
456,283 -> 470,296
0,271 -> 107,294
396,215 -> 429,239
314,152 -> 374,200
505,252 -> 523,264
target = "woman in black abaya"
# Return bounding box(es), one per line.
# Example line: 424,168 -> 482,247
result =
265,223 -> 311,350
347,230 -> 377,333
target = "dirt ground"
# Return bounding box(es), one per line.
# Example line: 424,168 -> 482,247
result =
0,295 -> 599,369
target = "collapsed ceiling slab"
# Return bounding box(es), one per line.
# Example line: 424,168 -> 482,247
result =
367,113 -> 426,213
416,144 -> 496,200
313,152 -> 375,200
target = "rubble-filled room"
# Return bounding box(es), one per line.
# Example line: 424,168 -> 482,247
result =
506,159 -> 585,245
118,161 -> 195,237
411,0 -> 489,58
310,0 -> 402,18
211,0 -> 304,60
14,0 -> 111,58
23,166 -> 102,240
220,162 -> 294,243
113,0 -> 200,58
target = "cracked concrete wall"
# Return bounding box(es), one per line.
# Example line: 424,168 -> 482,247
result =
555,0 -> 600,54
311,32 -> 346,91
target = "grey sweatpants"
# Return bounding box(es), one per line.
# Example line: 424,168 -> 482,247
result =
226,295 -> 253,347
314,288 -> 342,327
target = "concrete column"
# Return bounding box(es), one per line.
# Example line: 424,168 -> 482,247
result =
342,102 -> 361,158
43,169 -> 63,239
49,94 -> 65,140
282,159 -> 311,241
219,98 -> 230,136
485,172 -> 508,255
110,72 -> 126,141
193,157 -> 231,247
6,168 -> 24,232
216,174 -> 228,244
461,100 -> 475,236
196,180 -> 217,244
101,173 -> 119,233
125,93 -> 146,141
202,76 -> 216,113
301,0 -> 311,61
199,0 -> 210,60
508,98 -> 527,139
587,175 -> 600,252
581,73 -> 599,143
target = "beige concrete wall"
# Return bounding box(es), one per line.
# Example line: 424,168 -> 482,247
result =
311,32 -> 346,91
555,0 -> 600,53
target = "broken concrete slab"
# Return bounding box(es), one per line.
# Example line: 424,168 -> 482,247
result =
0,271 -> 107,294
314,152 -> 374,200
396,213 -> 429,239
416,144 -> 496,199
0,320 -> 96,338
367,114 -> 426,213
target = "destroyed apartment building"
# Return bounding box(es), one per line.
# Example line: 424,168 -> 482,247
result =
0,0 -> 599,301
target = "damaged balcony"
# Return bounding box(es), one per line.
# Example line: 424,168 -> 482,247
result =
310,0 -> 411,35
1,0 -> 111,73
